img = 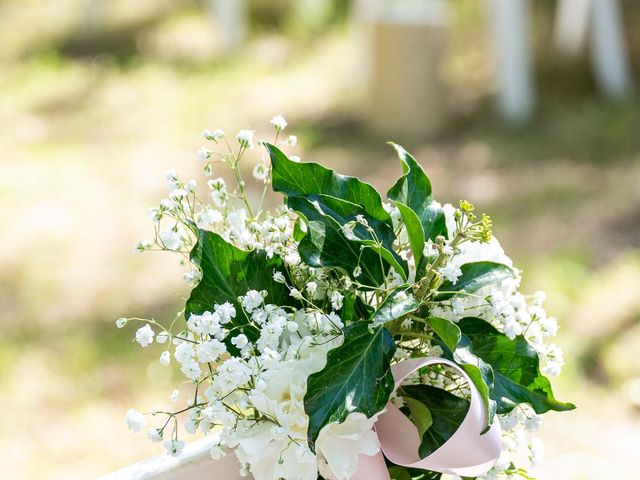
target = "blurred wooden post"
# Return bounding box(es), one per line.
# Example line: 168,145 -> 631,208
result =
368,1 -> 451,138
590,0 -> 633,98
206,0 -> 248,53
488,0 -> 535,123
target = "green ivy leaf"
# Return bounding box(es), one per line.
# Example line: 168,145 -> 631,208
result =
185,230 -> 293,350
387,143 -> 447,242
267,143 -> 391,223
426,316 -> 461,351
436,261 -> 515,300
304,322 -> 396,449
395,202 -> 425,270
404,397 -> 433,438
458,317 -> 576,414
371,288 -> 421,325
400,385 -> 470,458
288,196 -> 406,286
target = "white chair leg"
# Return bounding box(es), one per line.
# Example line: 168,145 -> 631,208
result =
488,0 -> 535,123
590,0 -> 633,98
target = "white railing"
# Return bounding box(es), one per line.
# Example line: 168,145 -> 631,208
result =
98,436 -> 240,480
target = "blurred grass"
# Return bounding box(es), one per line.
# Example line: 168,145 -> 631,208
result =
1,1 -> 639,479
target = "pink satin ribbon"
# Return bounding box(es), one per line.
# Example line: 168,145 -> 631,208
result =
350,357 -> 502,480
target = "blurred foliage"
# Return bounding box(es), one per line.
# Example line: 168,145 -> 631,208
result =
0,1 -> 639,479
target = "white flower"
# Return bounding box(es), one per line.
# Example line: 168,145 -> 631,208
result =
216,302 -> 236,324
198,147 -> 213,161
147,429 -> 163,442
125,409 -> 147,433
285,135 -> 297,146
159,229 -> 182,251
272,271 -> 286,283
236,129 -> 255,149
181,360 -> 202,381
210,443 -> 226,460
290,288 -> 303,300
252,162 -> 268,181
196,339 -> 226,362
316,412 -> 381,480
231,334 -> 249,349
196,208 -> 223,227
202,128 -> 224,141
503,318 -> 523,340
330,291 -> 344,311
135,325 -> 155,347
165,170 -> 178,181
270,114 -> 288,131
241,290 -> 266,313
170,389 -> 180,402
135,239 -> 153,252
159,351 -> 171,366
164,439 -> 185,457
438,263 -> 462,284
306,281 -> 318,296
116,318 -> 127,328
156,331 -> 169,344
174,342 -> 195,364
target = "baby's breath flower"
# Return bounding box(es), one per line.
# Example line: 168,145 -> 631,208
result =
202,128 -> 224,141
272,271 -> 286,283
252,162 -> 268,182
125,409 -> 147,432
159,229 -> 182,251
270,114 -> 288,131
198,147 -> 213,161
135,325 -> 155,347
236,129 -> 255,149
159,351 -> 171,366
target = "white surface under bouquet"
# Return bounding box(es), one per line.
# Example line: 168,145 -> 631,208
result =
118,116 -> 574,480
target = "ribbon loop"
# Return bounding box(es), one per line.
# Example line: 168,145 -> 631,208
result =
351,357 -> 502,479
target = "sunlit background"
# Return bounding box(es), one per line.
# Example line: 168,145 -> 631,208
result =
1,1 -> 639,479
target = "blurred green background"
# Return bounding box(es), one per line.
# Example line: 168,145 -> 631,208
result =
1,1 -> 639,479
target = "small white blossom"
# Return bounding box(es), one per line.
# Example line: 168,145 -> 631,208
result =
198,147 -> 213,161
252,162 -> 268,181
125,409 -> 147,433
240,290 -> 266,313
159,350 -> 171,366
164,439 -> 185,457
330,291 -> 344,311
272,271 -> 286,283
156,331 -> 169,344
147,429 -> 163,442
270,114 -> 288,131
159,229 -> 182,251
438,263 -> 462,284
202,128 -> 224,141
236,129 -> 255,149
116,318 -> 127,328
135,325 -> 155,347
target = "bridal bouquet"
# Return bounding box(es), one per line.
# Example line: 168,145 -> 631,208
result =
119,116 -> 574,480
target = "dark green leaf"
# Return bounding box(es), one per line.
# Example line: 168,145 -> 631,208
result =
288,195 -> 406,286
267,143 -> 390,223
426,316 -> 461,351
436,261 -> 515,301
371,288 -> 421,325
404,397 -> 433,438
304,322 -> 396,449
388,466 -> 413,480
185,230 -> 294,349
387,143 -> 447,242
400,385 -> 470,458
341,292 -> 374,323
458,317 -> 576,414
